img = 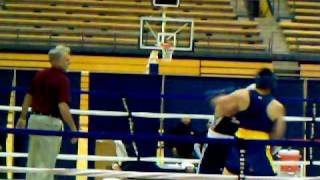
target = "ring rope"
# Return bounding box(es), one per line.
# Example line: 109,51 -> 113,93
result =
5,85 -> 320,104
1,166 -> 320,179
2,127 -> 320,148
0,152 -> 198,163
0,105 -> 315,122
0,166 -> 239,179
0,152 -> 317,166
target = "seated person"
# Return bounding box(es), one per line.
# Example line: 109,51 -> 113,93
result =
165,118 -> 195,159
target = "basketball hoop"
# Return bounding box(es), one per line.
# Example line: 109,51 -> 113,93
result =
160,43 -> 174,61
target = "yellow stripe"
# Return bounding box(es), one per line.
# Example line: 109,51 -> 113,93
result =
6,71 -> 16,179
159,67 -> 200,76
266,146 -> 276,172
76,72 -> 89,180
235,128 -> 270,140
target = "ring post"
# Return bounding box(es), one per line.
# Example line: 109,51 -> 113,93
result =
239,139 -> 246,180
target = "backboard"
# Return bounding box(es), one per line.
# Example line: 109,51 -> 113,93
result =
139,16 -> 194,51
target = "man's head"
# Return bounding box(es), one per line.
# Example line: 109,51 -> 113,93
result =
48,45 -> 71,71
255,68 -> 277,93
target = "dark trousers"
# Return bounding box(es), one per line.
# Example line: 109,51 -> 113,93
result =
199,143 -> 230,174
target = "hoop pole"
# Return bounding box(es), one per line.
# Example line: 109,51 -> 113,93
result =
145,22 -> 158,39
161,7 -> 167,45
157,75 -> 166,166
167,22 -> 189,46
122,98 -> 139,160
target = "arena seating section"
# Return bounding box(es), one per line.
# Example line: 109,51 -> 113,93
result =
0,0 -> 266,53
280,0 -> 320,53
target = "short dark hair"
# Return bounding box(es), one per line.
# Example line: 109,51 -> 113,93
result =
255,68 -> 277,90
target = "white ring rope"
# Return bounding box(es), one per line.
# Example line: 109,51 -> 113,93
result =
0,166 -> 319,179
0,105 -> 316,122
0,152 -> 199,164
0,166 -> 240,179
0,105 -> 129,117
132,112 -> 215,120
0,152 -> 318,166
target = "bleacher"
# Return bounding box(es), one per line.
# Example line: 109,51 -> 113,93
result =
0,52 -> 272,77
0,0 -> 266,53
301,64 -> 320,78
0,52 -> 149,74
3,51 -> 320,79
280,0 -> 320,53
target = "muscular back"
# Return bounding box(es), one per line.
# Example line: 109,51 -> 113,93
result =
215,88 -> 286,139
236,90 -> 275,133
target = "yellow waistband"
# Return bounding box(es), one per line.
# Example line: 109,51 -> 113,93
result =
236,128 -> 270,140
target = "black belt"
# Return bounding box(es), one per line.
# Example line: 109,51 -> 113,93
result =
32,112 -> 59,118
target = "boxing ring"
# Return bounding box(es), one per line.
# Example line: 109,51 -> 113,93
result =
0,70 -> 320,179
0,104 -> 320,179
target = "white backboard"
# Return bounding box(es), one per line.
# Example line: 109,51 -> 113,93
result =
140,16 -> 194,51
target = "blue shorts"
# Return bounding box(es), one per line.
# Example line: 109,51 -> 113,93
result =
225,142 -> 276,176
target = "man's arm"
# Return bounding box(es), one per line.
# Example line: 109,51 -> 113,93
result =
16,93 -> 32,129
58,102 -> 77,132
57,76 -> 78,143
269,102 -> 286,139
58,102 -> 77,144
214,89 -> 246,117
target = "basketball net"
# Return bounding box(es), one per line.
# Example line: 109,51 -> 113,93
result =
161,43 -> 174,61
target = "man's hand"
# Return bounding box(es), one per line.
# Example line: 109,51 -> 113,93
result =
17,94 -> 32,129
70,127 -> 78,144
172,147 -> 178,157
71,138 -> 78,144
16,118 -> 27,129
58,102 -> 78,144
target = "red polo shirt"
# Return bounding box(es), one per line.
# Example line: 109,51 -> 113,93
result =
28,67 -> 71,118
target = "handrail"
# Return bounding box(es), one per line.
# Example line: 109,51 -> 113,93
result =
267,0 -> 274,15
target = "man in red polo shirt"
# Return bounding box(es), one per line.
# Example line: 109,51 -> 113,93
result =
16,45 -> 77,180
